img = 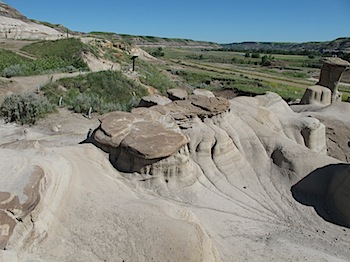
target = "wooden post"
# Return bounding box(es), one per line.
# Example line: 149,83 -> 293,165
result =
131,55 -> 138,72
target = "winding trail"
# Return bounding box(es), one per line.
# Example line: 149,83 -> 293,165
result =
0,53 -> 121,102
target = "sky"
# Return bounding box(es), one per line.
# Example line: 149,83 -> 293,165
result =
2,0 -> 350,43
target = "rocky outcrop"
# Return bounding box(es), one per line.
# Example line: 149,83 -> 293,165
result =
2,90 -> 350,261
0,165 -> 44,250
94,95 -> 229,183
0,16 -> 66,40
300,85 -> 332,105
137,94 -> 172,107
0,2 -> 30,21
167,88 -> 188,101
93,111 -> 191,178
292,163 -> 350,227
0,3 -> 66,40
192,88 -> 215,98
93,95 -> 231,182
318,57 -> 350,102
301,57 -> 350,104
94,92 -> 327,185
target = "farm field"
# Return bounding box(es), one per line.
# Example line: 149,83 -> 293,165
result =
143,46 -> 350,101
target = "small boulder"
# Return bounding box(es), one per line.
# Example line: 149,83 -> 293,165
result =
138,94 -> 172,108
192,89 -> 215,98
167,88 -> 188,101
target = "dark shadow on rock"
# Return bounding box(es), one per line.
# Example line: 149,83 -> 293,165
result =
79,128 -> 120,170
291,163 -> 350,228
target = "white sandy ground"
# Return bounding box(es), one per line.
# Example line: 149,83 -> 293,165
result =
1,95 -> 350,261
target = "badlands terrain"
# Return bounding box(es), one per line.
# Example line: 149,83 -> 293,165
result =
1,2 -> 350,261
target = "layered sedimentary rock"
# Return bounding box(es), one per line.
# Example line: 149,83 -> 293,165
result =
0,2 -> 66,40
137,94 -> 172,107
94,92 -> 327,188
318,57 -> 350,102
93,95 -> 231,185
2,91 -> 350,261
93,110 -> 192,183
301,57 -> 350,104
300,85 -> 332,105
0,16 -> 66,40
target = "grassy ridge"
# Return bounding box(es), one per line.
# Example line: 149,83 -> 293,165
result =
43,70 -> 147,113
0,38 -> 94,78
22,38 -> 92,70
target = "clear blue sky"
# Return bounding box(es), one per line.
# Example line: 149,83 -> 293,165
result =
3,0 -> 350,43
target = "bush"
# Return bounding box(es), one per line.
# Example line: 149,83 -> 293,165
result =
0,38 -> 93,77
138,61 -> 176,94
2,64 -> 24,78
43,70 -> 147,114
151,47 -> 165,57
1,93 -> 55,125
261,55 -> 273,66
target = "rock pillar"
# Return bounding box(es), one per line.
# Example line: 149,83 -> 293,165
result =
317,57 -> 350,102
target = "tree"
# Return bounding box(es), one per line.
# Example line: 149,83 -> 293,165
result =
261,55 -> 273,66
151,47 -> 164,57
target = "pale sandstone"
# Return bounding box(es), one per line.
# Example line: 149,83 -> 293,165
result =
1,92 -> 350,261
301,57 -> 350,104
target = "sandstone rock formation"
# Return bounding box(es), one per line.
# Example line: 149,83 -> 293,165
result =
318,57 -> 350,102
1,92 -> 350,261
137,94 -> 172,107
0,2 -> 66,40
167,88 -> 188,100
93,111 -> 192,178
300,85 -> 332,105
292,163 -> 350,228
301,57 -> 350,104
192,88 -> 215,98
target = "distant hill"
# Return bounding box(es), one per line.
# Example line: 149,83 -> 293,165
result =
88,32 -> 221,49
1,2 -> 348,54
221,38 -> 350,55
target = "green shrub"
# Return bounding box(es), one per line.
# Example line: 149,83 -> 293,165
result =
21,38 -> 93,73
1,93 -> 55,125
138,61 -> 176,94
43,70 -> 147,114
282,71 -> 308,78
2,64 -> 24,78
151,47 -> 165,57
0,38 -> 94,76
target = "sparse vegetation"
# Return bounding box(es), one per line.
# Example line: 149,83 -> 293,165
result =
22,38 -> 93,70
138,61 -> 176,94
0,38 -> 96,77
151,47 -> 165,57
42,70 -> 147,113
0,93 -> 55,125
1,33 -> 348,125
